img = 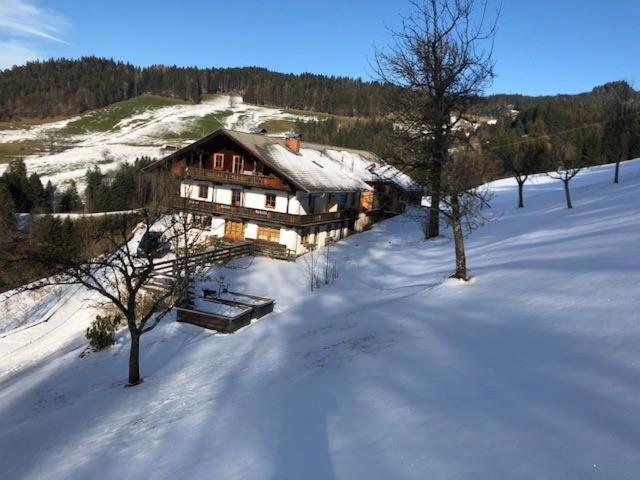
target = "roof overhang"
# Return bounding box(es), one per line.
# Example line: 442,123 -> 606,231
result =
144,128 -> 367,194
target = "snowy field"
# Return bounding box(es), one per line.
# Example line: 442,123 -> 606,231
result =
1,159 -> 639,479
0,95 -> 310,188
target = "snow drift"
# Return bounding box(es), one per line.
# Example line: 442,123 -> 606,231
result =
0,159 -> 639,479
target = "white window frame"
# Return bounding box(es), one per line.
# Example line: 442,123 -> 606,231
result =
232,155 -> 244,173
214,153 -> 224,169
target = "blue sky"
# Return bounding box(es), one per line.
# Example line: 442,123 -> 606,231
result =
0,0 -> 638,95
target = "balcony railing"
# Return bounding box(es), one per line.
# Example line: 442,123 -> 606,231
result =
177,197 -> 358,227
185,167 -> 291,191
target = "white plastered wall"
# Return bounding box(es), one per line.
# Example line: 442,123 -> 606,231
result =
243,188 -> 288,212
181,180 -> 213,202
210,217 -> 225,237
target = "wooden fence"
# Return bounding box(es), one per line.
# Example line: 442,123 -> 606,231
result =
152,241 -> 253,277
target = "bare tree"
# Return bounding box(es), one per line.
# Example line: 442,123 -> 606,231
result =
440,147 -> 498,279
16,178 -> 206,386
301,242 -> 339,292
494,128 -> 548,208
599,81 -> 636,184
302,247 -> 321,292
322,243 -> 338,285
546,141 -> 582,209
375,0 -> 499,238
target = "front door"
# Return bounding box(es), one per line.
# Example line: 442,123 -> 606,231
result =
224,220 -> 244,241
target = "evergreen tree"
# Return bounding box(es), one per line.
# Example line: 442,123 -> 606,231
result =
44,181 -> 56,213
0,57 -> 390,120
84,166 -> 108,212
0,180 -> 16,243
27,173 -> 46,213
110,164 -> 137,210
57,181 -> 83,213
2,158 -> 32,212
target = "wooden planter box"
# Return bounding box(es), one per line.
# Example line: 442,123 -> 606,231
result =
176,298 -> 253,333
202,289 -> 275,319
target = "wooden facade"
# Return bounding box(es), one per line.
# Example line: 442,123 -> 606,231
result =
180,136 -> 292,192
147,128 -> 419,256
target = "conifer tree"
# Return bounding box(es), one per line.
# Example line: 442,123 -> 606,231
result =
2,158 -> 32,212
28,173 -> 46,213
44,181 -> 56,213
0,180 -> 16,243
58,181 -> 83,213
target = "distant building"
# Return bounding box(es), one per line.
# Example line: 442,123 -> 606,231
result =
145,128 -> 420,257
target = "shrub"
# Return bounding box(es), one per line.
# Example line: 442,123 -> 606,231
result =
86,314 -> 122,350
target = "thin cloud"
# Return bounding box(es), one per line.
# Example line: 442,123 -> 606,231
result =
0,40 -> 40,69
0,0 -> 69,44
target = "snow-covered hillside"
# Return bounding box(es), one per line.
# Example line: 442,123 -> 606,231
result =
0,95 -> 312,188
1,160 -> 639,479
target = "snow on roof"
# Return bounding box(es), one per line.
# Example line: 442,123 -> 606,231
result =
319,146 -> 422,192
265,143 -> 371,193
371,164 -> 422,191
153,128 -> 420,194
223,129 -> 420,194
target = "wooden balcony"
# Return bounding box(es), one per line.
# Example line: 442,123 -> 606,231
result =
184,167 -> 291,191
177,197 -> 358,227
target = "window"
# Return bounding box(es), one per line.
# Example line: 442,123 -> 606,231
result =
193,214 -> 212,228
198,184 -> 209,199
257,225 -> 280,243
214,153 -> 224,170
265,193 -> 277,209
231,189 -> 242,206
232,155 -> 244,173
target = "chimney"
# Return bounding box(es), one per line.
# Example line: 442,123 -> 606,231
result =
284,132 -> 301,154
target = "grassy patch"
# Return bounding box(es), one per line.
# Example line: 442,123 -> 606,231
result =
0,114 -> 72,130
201,93 -> 223,102
283,107 -> 331,120
282,108 -> 365,126
259,110 -> 356,135
58,95 -> 186,136
258,119 -> 298,134
159,110 -> 233,141
0,142 -> 44,163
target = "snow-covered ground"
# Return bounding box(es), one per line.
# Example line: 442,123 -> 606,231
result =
0,95 -> 311,188
1,159 -> 639,479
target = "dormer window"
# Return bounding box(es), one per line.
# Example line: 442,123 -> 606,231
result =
232,155 -> 244,173
214,153 -> 224,170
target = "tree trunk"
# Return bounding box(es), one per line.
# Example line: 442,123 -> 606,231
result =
563,179 -> 573,209
614,160 -> 620,184
451,195 -> 468,280
517,180 -> 524,208
427,161 -> 442,239
128,331 -> 142,385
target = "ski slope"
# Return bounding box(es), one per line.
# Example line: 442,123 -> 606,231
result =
0,95 -> 311,188
0,160 -> 639,479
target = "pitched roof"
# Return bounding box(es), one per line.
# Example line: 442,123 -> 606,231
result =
148,128 -> 420,194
